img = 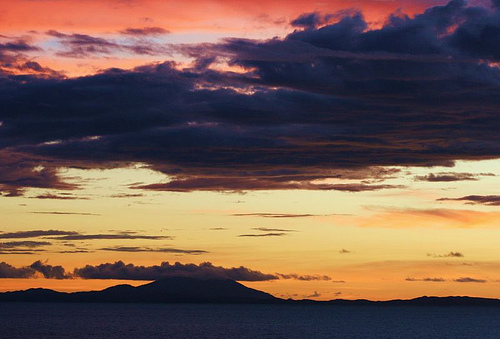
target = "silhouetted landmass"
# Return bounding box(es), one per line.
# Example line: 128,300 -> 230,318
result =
0,278 -> 277,304
303,296 -> 500,307
1,278 -> 500,306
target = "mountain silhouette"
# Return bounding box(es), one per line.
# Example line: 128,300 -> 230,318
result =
1,278 -> 500,306
0,277 -> 278,304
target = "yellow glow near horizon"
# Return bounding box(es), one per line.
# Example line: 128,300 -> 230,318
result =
1,160 -> 499,300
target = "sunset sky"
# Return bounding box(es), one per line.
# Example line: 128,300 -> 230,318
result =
1,0 -> 500,301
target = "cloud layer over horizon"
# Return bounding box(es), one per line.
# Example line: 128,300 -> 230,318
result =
0,260 -> 333,282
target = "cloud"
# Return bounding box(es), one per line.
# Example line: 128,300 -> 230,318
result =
339,249 -> 351,254
30,193 -> 89,200
0,260 -> 331,282
232,213 -> 320,218
0,40 -> 39,53
30,212 -> 100,216
319,184 -> 405,192
415,172 -> 482,182
405,277 -> 446,282
120,27 -> 170,36
407,275 -> 489,283
109,193 -> 144,198
29,260 -> 70,279
0,151 -> 78,197
291,12 -> 329,29
0,262 -> 35,278
2,1 -> 500,194
0,261 -> 69,279
73,261 -> 278,281
305,291 -> 321,298
0,251 -> 41,255
252,227 -> 296,232
438,195 -> 500,206
276,273 -> 332,281
46,30 -> 170,58
0,241 -> 51,254
0,39 -> 60,78
0,241 -> 51,248
134,180 -> 404,193
51,234 -> 170,240
238,233 -> 287,237
0,230 -> 78,239
0,230 -> 170,248
427,251 -> 464,258
15,61 -> 62,78
453,277 -> 487,283
99,246 -> 207,255
46,30 -> 121,58
360,208 -> 500,228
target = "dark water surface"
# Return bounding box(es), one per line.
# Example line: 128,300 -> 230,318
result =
1,303 -> 499,338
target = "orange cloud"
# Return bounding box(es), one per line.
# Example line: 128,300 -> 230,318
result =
359,208 -> 500,228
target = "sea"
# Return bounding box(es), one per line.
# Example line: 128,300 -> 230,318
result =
1,303 -> 499,338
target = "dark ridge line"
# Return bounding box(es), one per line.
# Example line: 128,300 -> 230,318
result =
1,278 -> 500,306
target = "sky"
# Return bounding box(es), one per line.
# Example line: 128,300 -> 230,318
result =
1,0 -> 500,301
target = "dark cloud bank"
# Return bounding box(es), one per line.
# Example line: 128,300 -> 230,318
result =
1,0 -> 500,196
0,261 -> 69,279
0,261 -> 332,282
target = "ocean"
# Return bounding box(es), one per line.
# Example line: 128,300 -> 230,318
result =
1,303 -> 499,338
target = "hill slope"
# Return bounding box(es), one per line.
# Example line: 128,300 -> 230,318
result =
1,279 -> 500,306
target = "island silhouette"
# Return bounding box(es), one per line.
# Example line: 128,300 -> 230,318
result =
1,277 -> 500,306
